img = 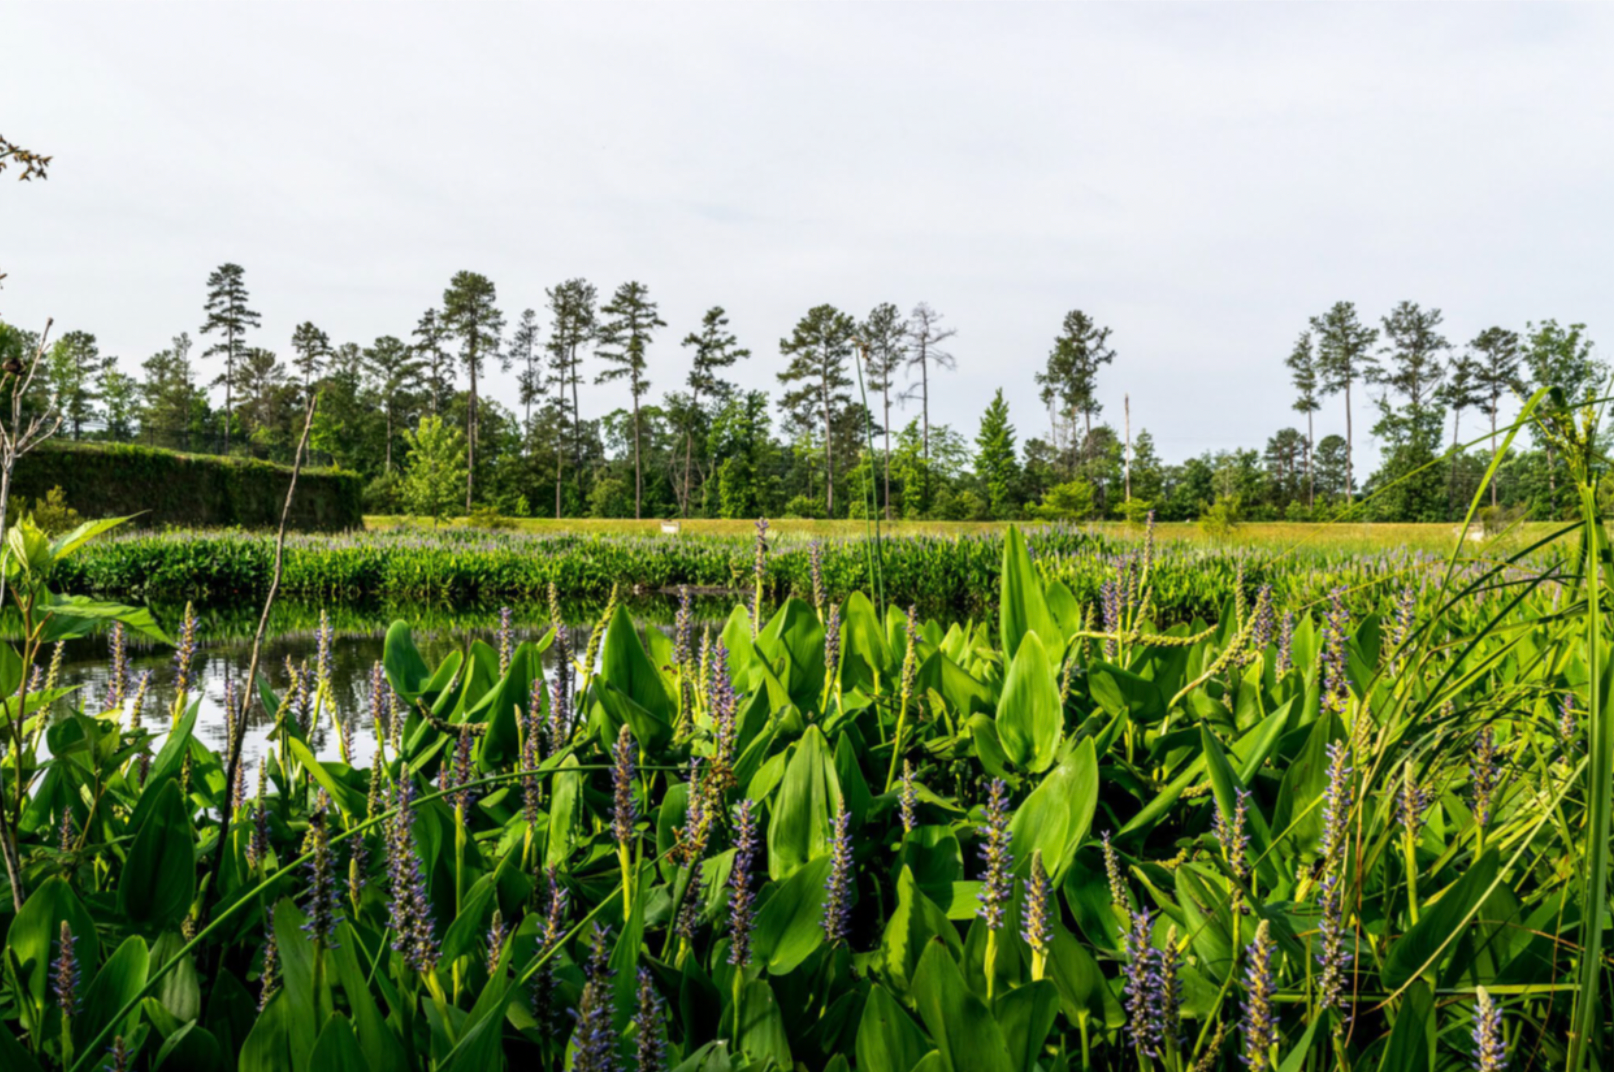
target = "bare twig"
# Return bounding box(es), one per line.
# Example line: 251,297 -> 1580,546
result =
217,388 -> 320,849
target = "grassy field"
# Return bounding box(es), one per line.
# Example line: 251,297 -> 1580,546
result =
366,514 -> 1565,556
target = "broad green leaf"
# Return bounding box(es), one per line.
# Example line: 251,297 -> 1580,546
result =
881,866 -> 962,999
600,604 -> 671,720
1377,981 -> 1435,1072
995,632 -> 1060,773
330,923 -> 409,1072
238,994 -> 297,1072
6,877 -> 99,1036
50,515 -> 138,560
309,1014 -> 371,1072
382,621 -> 432,702
0,1020 -> 43,1072
547,754 -> 583,868
766,726 -> 842,880
910,942 -> 1013,1072
153,1022 -> 224,1072
1087,663 -> 1164,725
39,594 -> 170,644
1007,737 -> 1097,883
118,778 -> 197,931
735,979 -> 792,1067
76,935 -> 148,1053
755,854 -> 832,975
854,984 -> 932,1072
994,979 -> 1060,1072
999,526 -> 1060,664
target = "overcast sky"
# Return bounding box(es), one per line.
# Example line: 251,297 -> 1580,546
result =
3,3 -> 1610,466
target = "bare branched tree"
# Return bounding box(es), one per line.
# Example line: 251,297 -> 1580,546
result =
901,302 -> 957,512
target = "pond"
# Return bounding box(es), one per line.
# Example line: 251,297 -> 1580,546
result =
43,597 -> 721,778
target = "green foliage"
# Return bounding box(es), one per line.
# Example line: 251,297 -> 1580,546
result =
974,389 -> 1020,520
28,487 -> 81,536
1198,495 -> 1243,536
783,494 -> 822,520
10,501 -> 1609,1071
10,442 -> 360,532
1031,479 -> 1094,521
400,415 -> 467,526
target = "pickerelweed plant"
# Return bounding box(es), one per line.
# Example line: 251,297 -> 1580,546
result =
3,391 -> 1614,1072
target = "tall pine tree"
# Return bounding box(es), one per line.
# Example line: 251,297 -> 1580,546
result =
441,271 -> 505,511
510,308 -> 543,431
363,335 -> 424,472
1285,331 -> 1322,506
545,279 -> 597,517
411,309 -> 453,416
200,263 -> 260,452
778,305 -> 856,517
1309,301 -> 1378,502
1467,326 -> 1522,507
1035,309 -> 1114,476
679,306 -> 749,517
290,321 -> 332,389
595,281 -> 665,520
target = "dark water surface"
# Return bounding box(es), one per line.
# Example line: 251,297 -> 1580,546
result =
47,598 -> 711,778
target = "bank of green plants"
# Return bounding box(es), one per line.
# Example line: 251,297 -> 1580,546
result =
47,521 -> 1547,627
1,448 -> 1613,1070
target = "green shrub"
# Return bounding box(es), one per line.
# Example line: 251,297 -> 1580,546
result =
28,485 -> 81,536
783,494 -> 822,519
1199,496 -> 1243,537
9,441 -> 361,531
1032,479 -> 1095,521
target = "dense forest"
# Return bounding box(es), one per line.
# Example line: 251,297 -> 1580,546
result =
0,264 -> 1602,524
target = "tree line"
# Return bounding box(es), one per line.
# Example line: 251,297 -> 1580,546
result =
0,267 -> 1601,523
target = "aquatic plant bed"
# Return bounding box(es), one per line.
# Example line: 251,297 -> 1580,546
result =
45,522 -> 1516,623
0,518 -> 1596,1069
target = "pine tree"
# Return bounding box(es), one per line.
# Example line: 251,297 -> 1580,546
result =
1035,310 -> 1113,477
1375,302 -> 1449,415
1309,301 -> 1378,502
289,321 -> 333,389
1263,428 -> 1307,504
140,333 -> 199,449
545,279 -> 597,517
596,282 -> 665,520
200,263 -> 260,452
232,348 -> 288,445
1436,355 -> 1483,518
974,389 -> 1019,520
859,303 -> 907,520
902,303 -> 956,512
363,335 -> 424,472
46,331 -> 104,439
1285,331 -> 1322,506
1523,320 -> 1604,512
778,305 -> 856,517
440,271 -> 505,511
510,308 -> 544,430
97,356 -> 138,439
411,309 -> 454,416
1467,326 -> 1522,507
679,306 -> 750,517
